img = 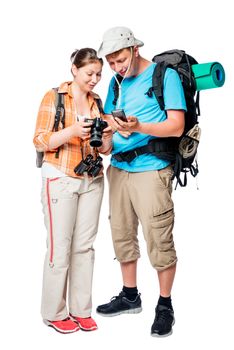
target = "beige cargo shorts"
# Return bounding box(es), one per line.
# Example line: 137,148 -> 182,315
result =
107,165 -> 177,271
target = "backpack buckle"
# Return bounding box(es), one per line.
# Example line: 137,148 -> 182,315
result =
113,153 -> 125,162
113,150 -> 138,163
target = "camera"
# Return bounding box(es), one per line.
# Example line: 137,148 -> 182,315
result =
88,117 -> 108,148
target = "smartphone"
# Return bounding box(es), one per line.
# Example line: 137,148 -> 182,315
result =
111,109 -> 127,122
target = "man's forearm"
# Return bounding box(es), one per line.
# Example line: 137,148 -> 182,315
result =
136,119 -> 184,138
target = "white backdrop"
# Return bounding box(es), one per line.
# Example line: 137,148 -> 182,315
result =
0,0 -> 233,349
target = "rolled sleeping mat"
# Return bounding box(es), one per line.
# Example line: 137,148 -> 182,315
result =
191,62 -> 225,91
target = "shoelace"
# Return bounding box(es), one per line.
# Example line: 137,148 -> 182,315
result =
110,291 -> 125,302
156,308 -> 172,323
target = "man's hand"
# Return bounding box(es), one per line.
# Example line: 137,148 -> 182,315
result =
104,114 -> 132,138
114,115 -> 139,133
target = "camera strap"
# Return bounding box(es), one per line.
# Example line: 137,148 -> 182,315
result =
80,139 -> 99,162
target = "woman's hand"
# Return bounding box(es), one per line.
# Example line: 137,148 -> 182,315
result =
48,120 -> 92,150
102,125 -> 113,140
98,125 -> 113,155
70,120 -> 93,140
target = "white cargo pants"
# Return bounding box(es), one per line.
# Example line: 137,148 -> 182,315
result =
40,175 -> 104,321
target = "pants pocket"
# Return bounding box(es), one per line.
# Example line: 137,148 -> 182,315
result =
151,209 -> 174,251
155,166 -> 173,191
149,208 -> 177,270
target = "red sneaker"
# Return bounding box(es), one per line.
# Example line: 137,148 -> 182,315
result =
44,317 -> 80,334
70,315 -> 98,331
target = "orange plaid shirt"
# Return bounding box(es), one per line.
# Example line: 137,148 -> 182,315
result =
33,81 -> 104,178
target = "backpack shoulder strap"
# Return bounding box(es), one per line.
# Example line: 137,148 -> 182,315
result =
146,62 -> 170,110
52,87 -> 65,158
153,62 -> 166,110
95,97 -> 104,115
53,87 -> 65,131
112,74 -> 123,106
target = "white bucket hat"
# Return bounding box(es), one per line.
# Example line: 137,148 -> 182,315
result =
98,26 -> 144,57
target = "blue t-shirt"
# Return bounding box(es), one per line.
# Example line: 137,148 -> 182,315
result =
105,63 -> 186,172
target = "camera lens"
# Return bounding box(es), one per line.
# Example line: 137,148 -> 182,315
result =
89,118 -> 107,148
90,130 -> 103,147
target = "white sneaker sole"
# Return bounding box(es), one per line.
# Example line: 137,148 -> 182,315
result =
69,315 -> 98,331
43,319 -> 79,334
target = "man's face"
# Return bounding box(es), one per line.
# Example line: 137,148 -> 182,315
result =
106,48 -> 137,78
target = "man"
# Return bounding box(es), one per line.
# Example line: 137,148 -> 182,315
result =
97,27 -> 186,337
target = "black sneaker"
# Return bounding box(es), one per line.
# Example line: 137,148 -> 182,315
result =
96,291 -> 142,317
151,304 -> 175,337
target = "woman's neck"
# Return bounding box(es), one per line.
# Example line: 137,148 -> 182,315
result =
72,81 -> 90,116
72,81 -> 88,99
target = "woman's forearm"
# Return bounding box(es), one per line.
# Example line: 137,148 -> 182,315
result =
48,126 -> 75,150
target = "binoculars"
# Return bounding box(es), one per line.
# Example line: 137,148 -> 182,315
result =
74,154 -> 103,177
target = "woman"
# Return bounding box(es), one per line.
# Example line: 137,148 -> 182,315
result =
33,48 -> 112,334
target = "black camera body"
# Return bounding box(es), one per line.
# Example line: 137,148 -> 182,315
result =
88,117 -> 108,147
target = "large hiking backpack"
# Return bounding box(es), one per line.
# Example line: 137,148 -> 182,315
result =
112,49 -> 201,188
36,88 -> 104,168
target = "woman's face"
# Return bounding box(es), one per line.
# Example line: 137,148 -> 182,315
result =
72,61 -> 102,92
